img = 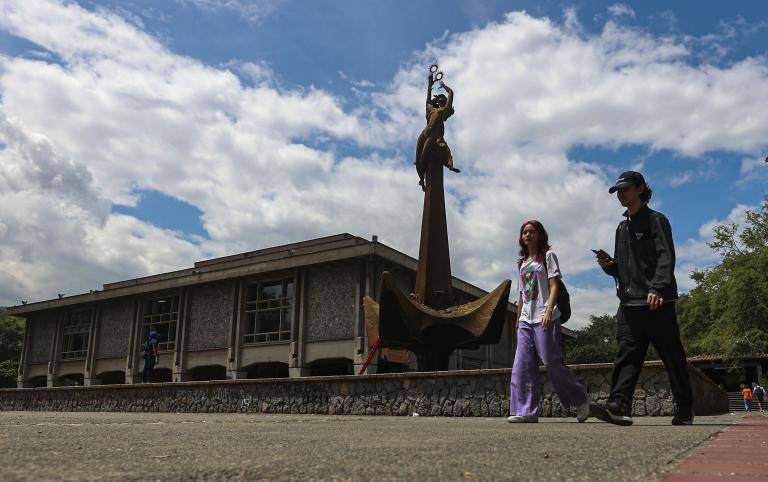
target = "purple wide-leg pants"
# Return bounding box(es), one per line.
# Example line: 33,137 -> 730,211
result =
509,320 -> 588,417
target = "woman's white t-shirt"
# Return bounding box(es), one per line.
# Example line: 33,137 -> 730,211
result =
517,250 -> 561,324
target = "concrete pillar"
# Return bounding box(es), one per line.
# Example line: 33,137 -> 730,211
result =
172,289 -> 190,382
227,281 -> 245,380
124,299 -> 141,384
289,270 -> 310,378
46,313 -> 64,387
83,305 -> 101,386
16,317 -> 32,388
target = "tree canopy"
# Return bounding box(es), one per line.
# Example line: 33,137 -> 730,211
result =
0,310 -> 25,388
677,198 -> 768,360
566,314 -> 617,364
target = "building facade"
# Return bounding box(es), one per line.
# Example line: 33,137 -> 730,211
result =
9,234 -> 519,387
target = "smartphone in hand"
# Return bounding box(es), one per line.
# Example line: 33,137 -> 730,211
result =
592,249 -> 612,260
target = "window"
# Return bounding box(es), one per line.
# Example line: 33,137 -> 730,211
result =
61,309 -> 91,360
141,296 -> 179,351
243,279 -> 293,344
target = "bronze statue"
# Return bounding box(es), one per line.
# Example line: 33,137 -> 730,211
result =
415,64 -> 460,191
362,63 -> 511,371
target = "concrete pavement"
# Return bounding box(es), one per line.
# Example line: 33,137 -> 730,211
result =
0,411 -> 743,481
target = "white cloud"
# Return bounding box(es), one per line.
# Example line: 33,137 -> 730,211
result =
567,286 -> 620,330
0,112 -> 207,305
669,171 -> 693,187
607,4 -> 636,19
676,203 -> 756,290
668,164 -> 717,188
224,60 -> 275,87
175,0 -> 286,24
354,79 -> 375,88
739,156 -> 768,185
0,2 -> 767,308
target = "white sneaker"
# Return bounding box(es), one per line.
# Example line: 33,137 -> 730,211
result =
576,400 -> 591,423
507,415 -> 538,423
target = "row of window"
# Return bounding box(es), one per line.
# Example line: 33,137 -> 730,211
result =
56,278 -> 295,360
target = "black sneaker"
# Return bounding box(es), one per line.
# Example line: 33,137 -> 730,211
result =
590,400 -> 633,426
671,410 -> 694,426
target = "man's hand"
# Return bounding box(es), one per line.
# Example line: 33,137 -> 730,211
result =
597,257 -> 615,269
647,291 -> 664,310
541,310 -> 553,330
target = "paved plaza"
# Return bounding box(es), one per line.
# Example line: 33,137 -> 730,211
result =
2,411 -> 759,481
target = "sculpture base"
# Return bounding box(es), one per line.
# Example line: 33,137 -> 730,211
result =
364,272 -> 511,371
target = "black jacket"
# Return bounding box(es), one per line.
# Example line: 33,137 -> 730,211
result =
602,204 -> 678,306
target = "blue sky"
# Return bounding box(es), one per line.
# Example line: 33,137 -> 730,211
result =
0,0 -> 766,326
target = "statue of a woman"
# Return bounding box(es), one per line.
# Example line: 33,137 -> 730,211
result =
415,73 -> 460,191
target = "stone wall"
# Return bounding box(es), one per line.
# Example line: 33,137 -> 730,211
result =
97,298 -> 134,358
186,281 -> 233,350
1,362 -> 727,416
305,263 -> 358,341
27,311 -> 57,363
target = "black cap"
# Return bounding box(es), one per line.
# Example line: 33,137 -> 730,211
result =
609,171 -> 646,193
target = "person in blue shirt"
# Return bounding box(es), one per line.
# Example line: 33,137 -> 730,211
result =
141,331 -> 160,383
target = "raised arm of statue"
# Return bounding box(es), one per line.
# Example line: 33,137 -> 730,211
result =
440,82 -> 454,110
426,73 -> 435,107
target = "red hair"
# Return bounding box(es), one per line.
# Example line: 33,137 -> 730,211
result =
518,220 -> 551,268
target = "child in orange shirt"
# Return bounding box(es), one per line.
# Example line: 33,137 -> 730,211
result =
741,385 -> 753,412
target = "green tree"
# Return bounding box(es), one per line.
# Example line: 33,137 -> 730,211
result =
567,314 -> 618,364
0,309 -> 25,388
677,198 -> 768,361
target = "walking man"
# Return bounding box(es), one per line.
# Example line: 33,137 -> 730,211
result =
141,331 -> 160,383
592,171 -> 694,426
752,383 -> 765,412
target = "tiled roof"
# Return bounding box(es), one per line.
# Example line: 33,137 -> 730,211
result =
687,353 -> 768,362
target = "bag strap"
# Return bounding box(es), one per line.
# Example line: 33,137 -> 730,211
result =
542,251 -> 554,279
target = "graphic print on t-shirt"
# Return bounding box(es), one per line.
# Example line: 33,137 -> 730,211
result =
523,264 -> 538,302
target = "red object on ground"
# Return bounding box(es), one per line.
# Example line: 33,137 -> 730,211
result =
664,414 -> 768,480
358,338 -> 382,375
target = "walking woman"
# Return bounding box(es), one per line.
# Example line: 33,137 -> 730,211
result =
508,220 -> 591,423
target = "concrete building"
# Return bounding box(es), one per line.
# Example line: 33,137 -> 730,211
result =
8,234 -> 523,388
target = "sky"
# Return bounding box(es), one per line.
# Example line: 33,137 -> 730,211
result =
0,0 -> 766,329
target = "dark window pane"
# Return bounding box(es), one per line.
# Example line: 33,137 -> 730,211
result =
257,310 -> 280,333
154,323 -> 171,343
158,301 -> 171,315
286,281 -> 294,298
246,312 -> 257,334
72,333 -> 85,351
281,308 -> 292,332
260,283 -> 281,301
246,284 -> 259,302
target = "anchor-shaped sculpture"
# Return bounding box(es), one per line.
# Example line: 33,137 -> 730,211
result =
363,66 -> 511,371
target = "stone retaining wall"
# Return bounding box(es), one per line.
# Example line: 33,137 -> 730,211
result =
0,361 -> 727,416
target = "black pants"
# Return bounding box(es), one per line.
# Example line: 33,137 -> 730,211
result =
610,303 -> 693,411
142,357 -> 156,383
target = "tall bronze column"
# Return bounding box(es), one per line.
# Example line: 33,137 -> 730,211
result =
363,64 -> 511,371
